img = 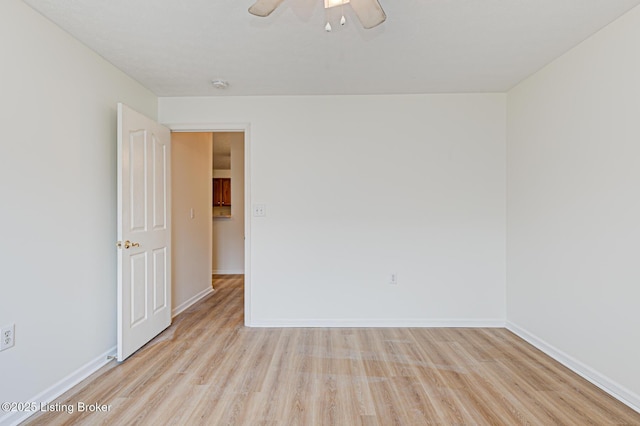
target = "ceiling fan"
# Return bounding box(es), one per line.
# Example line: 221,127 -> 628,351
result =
249,0 -> 386,29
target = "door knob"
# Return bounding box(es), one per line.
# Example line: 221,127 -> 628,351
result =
117,240 -> 140,249
124,240 -> 140,249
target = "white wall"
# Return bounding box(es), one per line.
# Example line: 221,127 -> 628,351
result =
507,5 -> 640,408
0,0 -> 157,419
160,94 -> 507,326
171,133 -> 214,314
212,132 -> 245,274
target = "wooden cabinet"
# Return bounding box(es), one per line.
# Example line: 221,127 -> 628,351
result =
213,178 -> 231,207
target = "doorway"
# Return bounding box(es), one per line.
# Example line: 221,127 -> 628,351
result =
211,132 -> 245,275
170,124 -> 251,326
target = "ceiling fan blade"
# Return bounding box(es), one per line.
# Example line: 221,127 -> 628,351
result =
349,0 -> 386,29
248,0 -> 285,17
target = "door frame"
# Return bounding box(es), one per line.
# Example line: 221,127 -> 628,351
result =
168,122 -> 252,326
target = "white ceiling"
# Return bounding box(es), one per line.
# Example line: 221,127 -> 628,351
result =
24,0 -> 640,96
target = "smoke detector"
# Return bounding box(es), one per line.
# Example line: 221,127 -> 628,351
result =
211,79 -> 229,89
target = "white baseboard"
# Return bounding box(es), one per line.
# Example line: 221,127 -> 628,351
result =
506,321 -> 640,413
212,269 -> 244,275
0,346 -> 116,426
172,287 -> 214,318
249,318 -> 505,328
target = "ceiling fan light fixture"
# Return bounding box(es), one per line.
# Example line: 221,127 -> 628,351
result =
249,0 -> 384,29
324,0 -> 349,9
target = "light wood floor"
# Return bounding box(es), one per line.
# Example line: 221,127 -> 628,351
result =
25,275 -> 640,425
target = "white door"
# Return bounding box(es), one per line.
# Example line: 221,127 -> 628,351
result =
117,103 -> 172,362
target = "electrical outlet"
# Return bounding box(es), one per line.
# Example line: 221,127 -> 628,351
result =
0,323 -> 15,351
389,273 -> 398,285
253,204 -> 266,217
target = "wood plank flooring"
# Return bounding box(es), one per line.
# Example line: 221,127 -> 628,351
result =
24,275 -> 640,425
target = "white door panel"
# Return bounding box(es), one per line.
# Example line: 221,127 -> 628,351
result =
117,103 -> 171,362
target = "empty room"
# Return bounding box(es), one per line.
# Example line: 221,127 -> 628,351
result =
1,0 -> 640,424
